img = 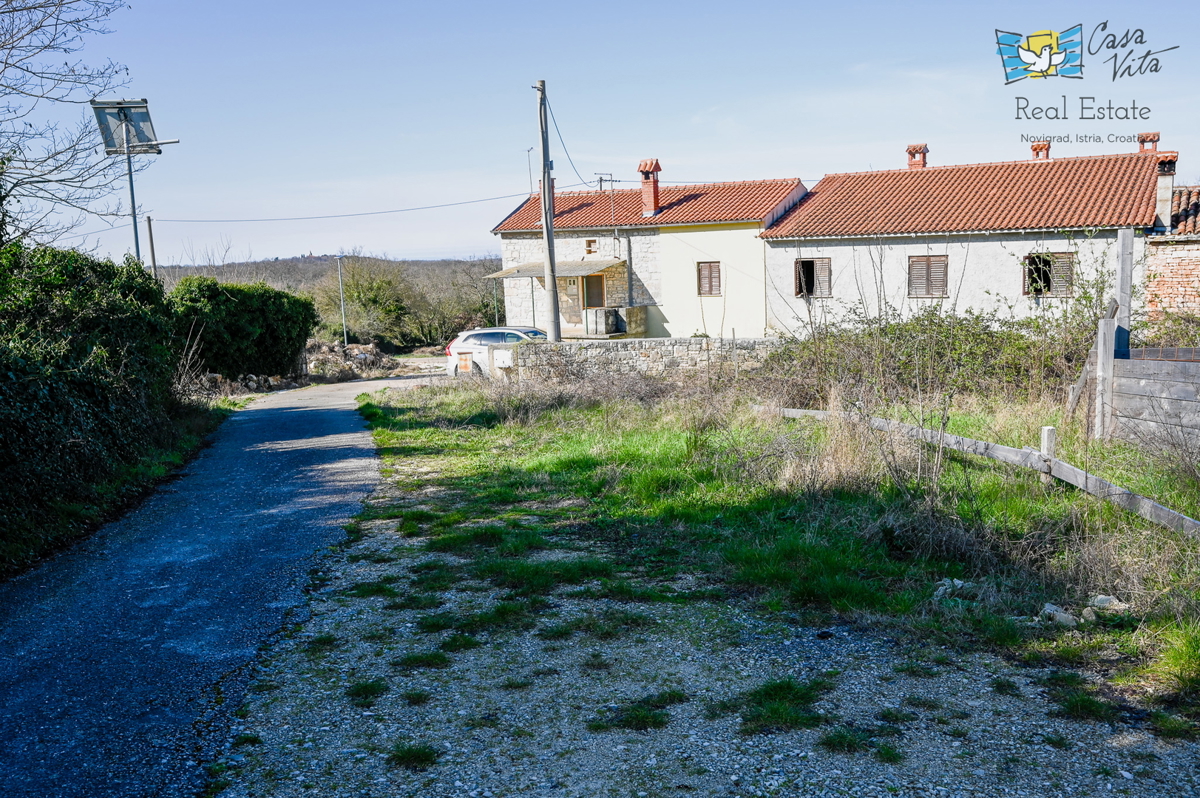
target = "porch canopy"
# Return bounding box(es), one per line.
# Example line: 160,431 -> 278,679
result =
483,258 -> 625,279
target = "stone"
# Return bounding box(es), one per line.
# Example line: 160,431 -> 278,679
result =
1081,607 -> 1097,623
1088,595 -> 1128,610
1041,603 -> 1077,628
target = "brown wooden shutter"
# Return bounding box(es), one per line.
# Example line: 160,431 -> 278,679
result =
698,263 -> 709,295
794,259 -> 803,296
1051,253 -> 1073,296
711,262 -> 721,295
908,256 -> 928,296
698,262 -> 721,296
814,258 -> 832,297
928,255 -> 948,296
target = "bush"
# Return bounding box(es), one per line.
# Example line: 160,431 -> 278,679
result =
168,276 -> 317,377
0,244 -> 178,566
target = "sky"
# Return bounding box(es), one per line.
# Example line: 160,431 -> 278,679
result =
63,0 -> 1200,264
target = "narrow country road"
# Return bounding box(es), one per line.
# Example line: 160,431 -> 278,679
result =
0,378 -> 423,798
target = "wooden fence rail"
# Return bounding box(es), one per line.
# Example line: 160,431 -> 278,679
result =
759,406 -> 1200,537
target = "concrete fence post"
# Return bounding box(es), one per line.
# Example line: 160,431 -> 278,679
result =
1094,318 -> 1117,440
1040,426 -> 1056,486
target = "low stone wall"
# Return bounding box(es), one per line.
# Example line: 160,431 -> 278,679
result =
493,337 -> 779,382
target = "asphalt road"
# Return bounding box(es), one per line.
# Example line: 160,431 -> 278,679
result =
0,378 -> 423,798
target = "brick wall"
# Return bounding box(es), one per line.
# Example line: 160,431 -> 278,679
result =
497,337 -> 779,382
1146,238 -> 1200,314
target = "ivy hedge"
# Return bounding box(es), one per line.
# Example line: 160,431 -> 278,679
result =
168,276 -> 318,377
0,248 -> 317,571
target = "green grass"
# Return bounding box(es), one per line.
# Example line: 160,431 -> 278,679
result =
587,690 -> 690,732
536,609 -> 655,641
303,633 -> 339,653
384,593 -> 443,611
903,695 -> 942,711
386,742 -> 439,770
401,689 -> 431,705
438,633 -> 481,652
877,708 -> 918,723
392,651 -> 451,670
991,677 -> 1023,697
818,725 -> 872,753
343,580 -> 400,599
473,557 -> 615,595
232,733 -> 262,746
707,677 -> 836,735
345,679 -> 389,708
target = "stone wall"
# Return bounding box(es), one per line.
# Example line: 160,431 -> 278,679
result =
495,337 -> 779,382
1146,237 -> 1200,315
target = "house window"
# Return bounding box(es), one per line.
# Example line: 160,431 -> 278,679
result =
908,255 -> 948,297
697,262 -> 721,296
1024,252 -> 1073,296
585,239 -> 598,254
795,258 -> 832,297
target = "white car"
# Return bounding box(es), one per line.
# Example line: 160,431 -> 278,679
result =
444,326 -> 547,377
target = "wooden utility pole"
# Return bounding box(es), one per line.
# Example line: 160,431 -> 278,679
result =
535,80 -> 562,342
1115,228 -> 1134,352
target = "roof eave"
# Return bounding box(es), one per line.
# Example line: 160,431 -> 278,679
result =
762,224 -> 1151,241
496,217 -> 769,235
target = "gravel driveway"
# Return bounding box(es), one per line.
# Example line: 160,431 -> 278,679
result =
0,378 -> 427,798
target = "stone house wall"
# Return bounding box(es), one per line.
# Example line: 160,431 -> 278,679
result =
494,338 -> 779,382
1146,237 -> 1200,315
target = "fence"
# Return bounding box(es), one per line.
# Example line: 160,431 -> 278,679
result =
761,406 -> 1200,537
489,337 -> 779,382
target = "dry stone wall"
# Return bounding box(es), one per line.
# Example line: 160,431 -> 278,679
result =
499,337 -> 779,382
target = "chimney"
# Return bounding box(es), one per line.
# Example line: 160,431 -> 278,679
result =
1031,140 -> 1050,161
906,144 -> 928,169
638,158 -> 661,216
1138,131 -> 1160,152
1155,150 -> 1177,232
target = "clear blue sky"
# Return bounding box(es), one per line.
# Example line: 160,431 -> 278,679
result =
72,0 -> 1199,263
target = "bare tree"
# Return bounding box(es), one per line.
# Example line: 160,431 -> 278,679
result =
0,1 -> 133,246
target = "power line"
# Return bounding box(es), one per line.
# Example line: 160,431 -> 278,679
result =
545,99 -> 595,188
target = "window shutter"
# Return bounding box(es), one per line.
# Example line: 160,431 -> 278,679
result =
815,258 -> 832,297
794,259 -> 803,296
711,262 -> 721,295
928,255 -> 948,296
908,256 -> 928,296
1051,253 -> 1073,296
698,263 -> 709,296
698,262 -> 721,296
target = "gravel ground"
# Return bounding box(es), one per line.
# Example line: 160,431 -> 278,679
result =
217,471 -> 1199,798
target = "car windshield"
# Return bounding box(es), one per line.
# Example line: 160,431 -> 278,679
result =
522,330 -> 547,339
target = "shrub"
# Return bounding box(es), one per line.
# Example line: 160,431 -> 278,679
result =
0,244 -> 178,567
168,276 -> 317,377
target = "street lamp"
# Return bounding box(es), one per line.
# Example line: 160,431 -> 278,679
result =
90,99 -> 178,261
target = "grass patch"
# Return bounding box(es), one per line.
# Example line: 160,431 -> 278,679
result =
303,633 -> 339,654
587,690 -> 689,731
1149,710 -> 1198,739
500,677 -> 533,690
408,559 -> 463,592
392,651 -> 451,671
1042,733 -> 1072,749
438,633 -> 481,652
384,593 -> 443,611
386,742 -> 439,770
818,725 -> 873,753
343,580 -> 401,599
401,689 -> 431,705
473,557 -> 614,595
903,695 -> 942,711
710,677 -> 835,735
231,733 -> 262,747
875,743 -> 905,763
893,661 -> 939,678
345,679 -> 389,708
536,609 -> 655,641
991,677 -> 1023,697
877,708 -> 918,723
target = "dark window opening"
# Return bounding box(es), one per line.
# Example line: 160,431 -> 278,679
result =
795,258 -> 831,297
1023,252 -> 1073,297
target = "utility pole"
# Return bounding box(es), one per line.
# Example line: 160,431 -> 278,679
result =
336,255 -> 349,347
534,80 -> 562,342
145,216 -> 159,281
124,123 -> 140,261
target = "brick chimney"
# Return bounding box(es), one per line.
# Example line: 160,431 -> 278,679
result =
1138,131 -> 1160,152
1031,140 -> 1051,161
638,158 -> 661,216
906,144 -> 928,169
1155,150 -> 1177,232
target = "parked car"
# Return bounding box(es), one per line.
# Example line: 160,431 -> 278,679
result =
444,326 -> 547,377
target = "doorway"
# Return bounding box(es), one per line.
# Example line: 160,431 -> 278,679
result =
583,275 -> 605,308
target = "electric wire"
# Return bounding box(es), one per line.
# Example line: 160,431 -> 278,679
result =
545,99 -> 595,188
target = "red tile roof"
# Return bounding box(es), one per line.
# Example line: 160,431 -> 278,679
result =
761,151 -> 1167,240
492,178 -> 804,233
1172,185 -> 1200,235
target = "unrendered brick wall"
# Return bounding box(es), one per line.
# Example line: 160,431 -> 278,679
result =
501,338 -> 778,382
1147,239 -> 1200,314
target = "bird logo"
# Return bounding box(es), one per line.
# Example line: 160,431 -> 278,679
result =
995,25 -> 1084,83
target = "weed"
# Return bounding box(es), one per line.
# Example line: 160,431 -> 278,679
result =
501,677 -> 533,690
581,653 -> 612,672
991,677 -> 1023,697
587,690 -> 689,732
947,726 -> 970,739
473,557 -> 614,595
386,742 -> 439,770
304,633 -> 339,654
401,689 -> 431,706
1095,765 -> 1116,777
1042,733 -> 1072,749
536,609 -> 655,641
343,581 -> 400,599
409,560 -> 462,592
232,733 -> 262,746
345,680 -> 389,708
1050,689 -> 1119,722
361,627 -> 395,642
738,677 -> 835,735
818,725 -> 872,753
875,743 -> 905,763
893,661 -> 939,678
903,695 -> 942,711
439,633 -> 481,652
1149,711 -> 1198,739
416,613 -> 461,634
385,593 -> 443,611
877,708 -> 918,723
464,714 -> 499,729
392,651 -> 451,670
532,667 -> 560,677
248,681 -> 280,693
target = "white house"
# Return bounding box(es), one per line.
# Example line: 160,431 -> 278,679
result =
760,136 -> 1178,335
488,160 -> 806,338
